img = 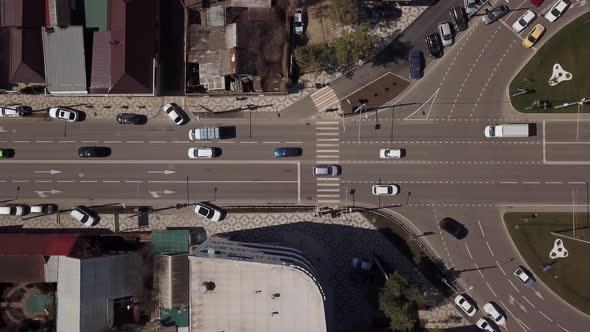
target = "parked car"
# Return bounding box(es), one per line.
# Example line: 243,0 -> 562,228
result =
30,204 -> 58,214
274,147 -> 302,157
379,148 -> 402,159
194,201 -> 225,221
372,185 -> 399,196
482,5 -> 509,24
522,24 -> 545,48
0,204 -> 30,216
483,302 -> 506,325
512,10 -> 536,32
464,0 -> 483,16
476,318 -> 497,332
514,265 -> 535,287
48,107 -> 80,122
450,7 -> 468,32
439,217 -> 468,239
545,0 -> 570,22
313,165 -> 341,176
163,103 -> 189,125
438,21 -> 454,47
293,9 -> 304,35
116,113 -> 147,125
408,50 -> 424,79
425,33 -> 443,58
0,105 -> 32,117
454,294 -> 477,316
78,146 -> 111,158
71,206 -> 99,226
0,148 -> 15,158
188,147 -> 216,159
352,258 -> 373,271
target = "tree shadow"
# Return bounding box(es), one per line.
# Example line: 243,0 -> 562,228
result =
372,38 -> 414,68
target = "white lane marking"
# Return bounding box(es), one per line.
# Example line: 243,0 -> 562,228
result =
57,180 -> 74,183
486,241 -> 495,257
13,140 -> 30,143
285,141 -> 302,144
545,141 -> 590,144
317,150 -> 340,153
316,155 -> 340,159
297,161 -> 301,204
316,132 -> 339,136
508,279 -> 520,293
147,170 -> 176,175
58,140 -> 76,143
500,300 -> 530,332
147,180 -> 298,184
149,190 -> 175,198
317,199 -> 340,203
81,140 -> 98,143
316,121 -> 339,125
316,177 -> 340,181
125,180 -> 143,183
500,181 -> 518,184
217,141 -> 235,144
475,263 -> 485,279
478,219 -> 485,237
316,127 -> 339,130
80,180 -> 98,183
315,160 -> 340,164
126,141 -> 144,143
465,243 -> 473,259
538,310 -> 553,322
172,140 -> 190,143
262,141 -> 280,144
317,194 -> 340,198
12,180 -> 29,183
34,169 -> 61,174
317,183 -> 340,187
543,119 -> 546,162
149,141 -> 167,143
102,180 -> 121,183
316,143 -> 339,147
523,181 -> 540,184
0,160 -> 300,164
316,138 -> 339,141
35,140 -> 53,143
521,295 -> 535,308
486,282 -> 498,297
240,141 -> 257,144
496,261 -> 506,275
556,324 -> 571,332
34,180 -> 52,183
104,140 -> 122,143
317,188 -> 340,192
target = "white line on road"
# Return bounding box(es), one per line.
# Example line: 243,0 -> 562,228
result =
464,243 -> 473,259
34,180 -> 52,183
523,181 -> 540,184
13,140 -> 30,143
316,150 -> 339,153
521,295 -> 535,308
486,241 -> 494,257
316,155 -> 340,159
172,140 -> 190,143
496,261 -> 506,275
262,141 -> 280,144
58,140 -> 76,143
316,177 -> 340,181
317,194 -> 340,198
477,219 -> 485,237
297,161 -> 301,204
474,263 -> 485,279
80,180 -> 98,183
556,324 -> 571,332
102,180 -> 121,183
316,121 -> 339,125
486,282 -> 498,297
316,127 -> 339,130
35,140 -> 54,143
240,141 -> 257,144
125,180 -> 143,183
316,144 -> 339,147
0,160 -> 300,164
317,188 -> 340,192
216,141 -> 235,144
317,199 -> 340,203
508,279 -> 520,293
285,141 -> 302,144
538,310 -> 553,322
126,141 -> 144,143
57,180 -> 74,183
81,140 -> 98,143
12,180 -> 29,183
147,180 -> 298,184
104,140 -> 122,143
317,183 -> 340,187
500,300 -> 530,332
316,132 -> 339,136
500,181 -> 518,184
148,141 -> 167,143
316,138 -> 339,142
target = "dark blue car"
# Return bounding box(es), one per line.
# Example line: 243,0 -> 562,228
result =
274,147 -> 302,157
409,50 -> 423,79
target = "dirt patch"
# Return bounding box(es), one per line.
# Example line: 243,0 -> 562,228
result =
305,1 -> 336,45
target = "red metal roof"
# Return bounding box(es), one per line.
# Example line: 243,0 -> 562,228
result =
0,234 -> 78,256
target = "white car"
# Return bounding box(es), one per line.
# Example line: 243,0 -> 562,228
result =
293,9 -> 304,36
454,294 -> 477,317
188,147 -> 215,159
483,302 -> 506,325
476,318 -> 497,332
48,107 -> 80,122
70,206 -> 99,227
438,21 -> 454,47
163,103 -> 189,125
379,148 -> 402,159
464,0 -> 482,16
545,0 -> 570,22
514,265 -> 535,287
372,184 -> 399,196
0,106 -> 31,117
512,10 -> 536,32
194,202 -> 224,221
0,204 -> 30,216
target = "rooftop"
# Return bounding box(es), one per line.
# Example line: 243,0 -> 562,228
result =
42,26 -> 87,94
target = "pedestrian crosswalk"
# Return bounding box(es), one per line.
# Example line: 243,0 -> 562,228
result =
310,87 -> 339,112
315,120 -> 341,206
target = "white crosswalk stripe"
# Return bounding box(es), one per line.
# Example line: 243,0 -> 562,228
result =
315,119 -> 341,207
310,87 -> 339,112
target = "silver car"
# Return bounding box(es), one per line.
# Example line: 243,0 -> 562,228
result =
438,21 -> 454,47
464,0 -> 482,16
482,5 -> 509,25
313,165 -> 341,177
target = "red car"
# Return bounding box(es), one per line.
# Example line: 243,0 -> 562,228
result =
530,0 -> 543,6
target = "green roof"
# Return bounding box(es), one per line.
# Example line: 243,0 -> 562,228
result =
84,0 -> 108,31
151,230 -> 190,254
160,307 -> 189,327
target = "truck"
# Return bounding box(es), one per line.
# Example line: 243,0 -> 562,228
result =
188,127 -> 220,141
484,123 -> 531,138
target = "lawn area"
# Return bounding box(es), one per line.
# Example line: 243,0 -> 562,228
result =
510,11 -> 590,113
505,212 -> 590,314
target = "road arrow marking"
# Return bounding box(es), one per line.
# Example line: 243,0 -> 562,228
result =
34,189 -> 62,198
148,190 -> 175,198
532,288 -> 544,300
34,169 -> 62,175
508,294 -> 528,313
147,170 -> 176,175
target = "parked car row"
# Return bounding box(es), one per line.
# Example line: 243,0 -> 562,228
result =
0,203 -> 58,216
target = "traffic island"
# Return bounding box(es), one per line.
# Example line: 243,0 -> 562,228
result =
504,212 -> 590,314
509,11 -> 590,113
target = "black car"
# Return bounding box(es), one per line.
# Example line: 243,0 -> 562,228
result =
274,147 -> 303,157
116,113 -> 148,125
450,7 -> 468,32
439,217 -> 468,239
408,50 -> 423,79
425,33 -> 443,59
78,146 -> 112,158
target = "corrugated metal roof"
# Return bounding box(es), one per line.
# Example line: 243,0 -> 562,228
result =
0,256 -> 46,282
108,0 -> 155,94
84,0 -> 107,31
42,26 -> 87,94
0,234 -> 78,256
158,254 -> 189,308
90,31 -> 111,94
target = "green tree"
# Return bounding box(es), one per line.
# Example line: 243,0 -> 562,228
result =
334,25 -> 376,66
294,43 -> 337,72
328,0 -> 358,26
378,272 -> 426,331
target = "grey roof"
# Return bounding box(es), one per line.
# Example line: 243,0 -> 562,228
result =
42,26 -> 87,94
228,0 -> 271,8
207,6 -> 225,27
57,253 -> 141,332
158,254 -> 189,308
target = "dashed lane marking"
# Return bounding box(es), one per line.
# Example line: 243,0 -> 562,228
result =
538,311 -> 553,322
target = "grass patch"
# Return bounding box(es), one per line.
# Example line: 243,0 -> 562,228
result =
505,212 -> 590,314
509,11 -> 590,113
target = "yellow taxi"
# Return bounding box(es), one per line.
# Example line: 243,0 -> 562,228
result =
523,24 -> 546,48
